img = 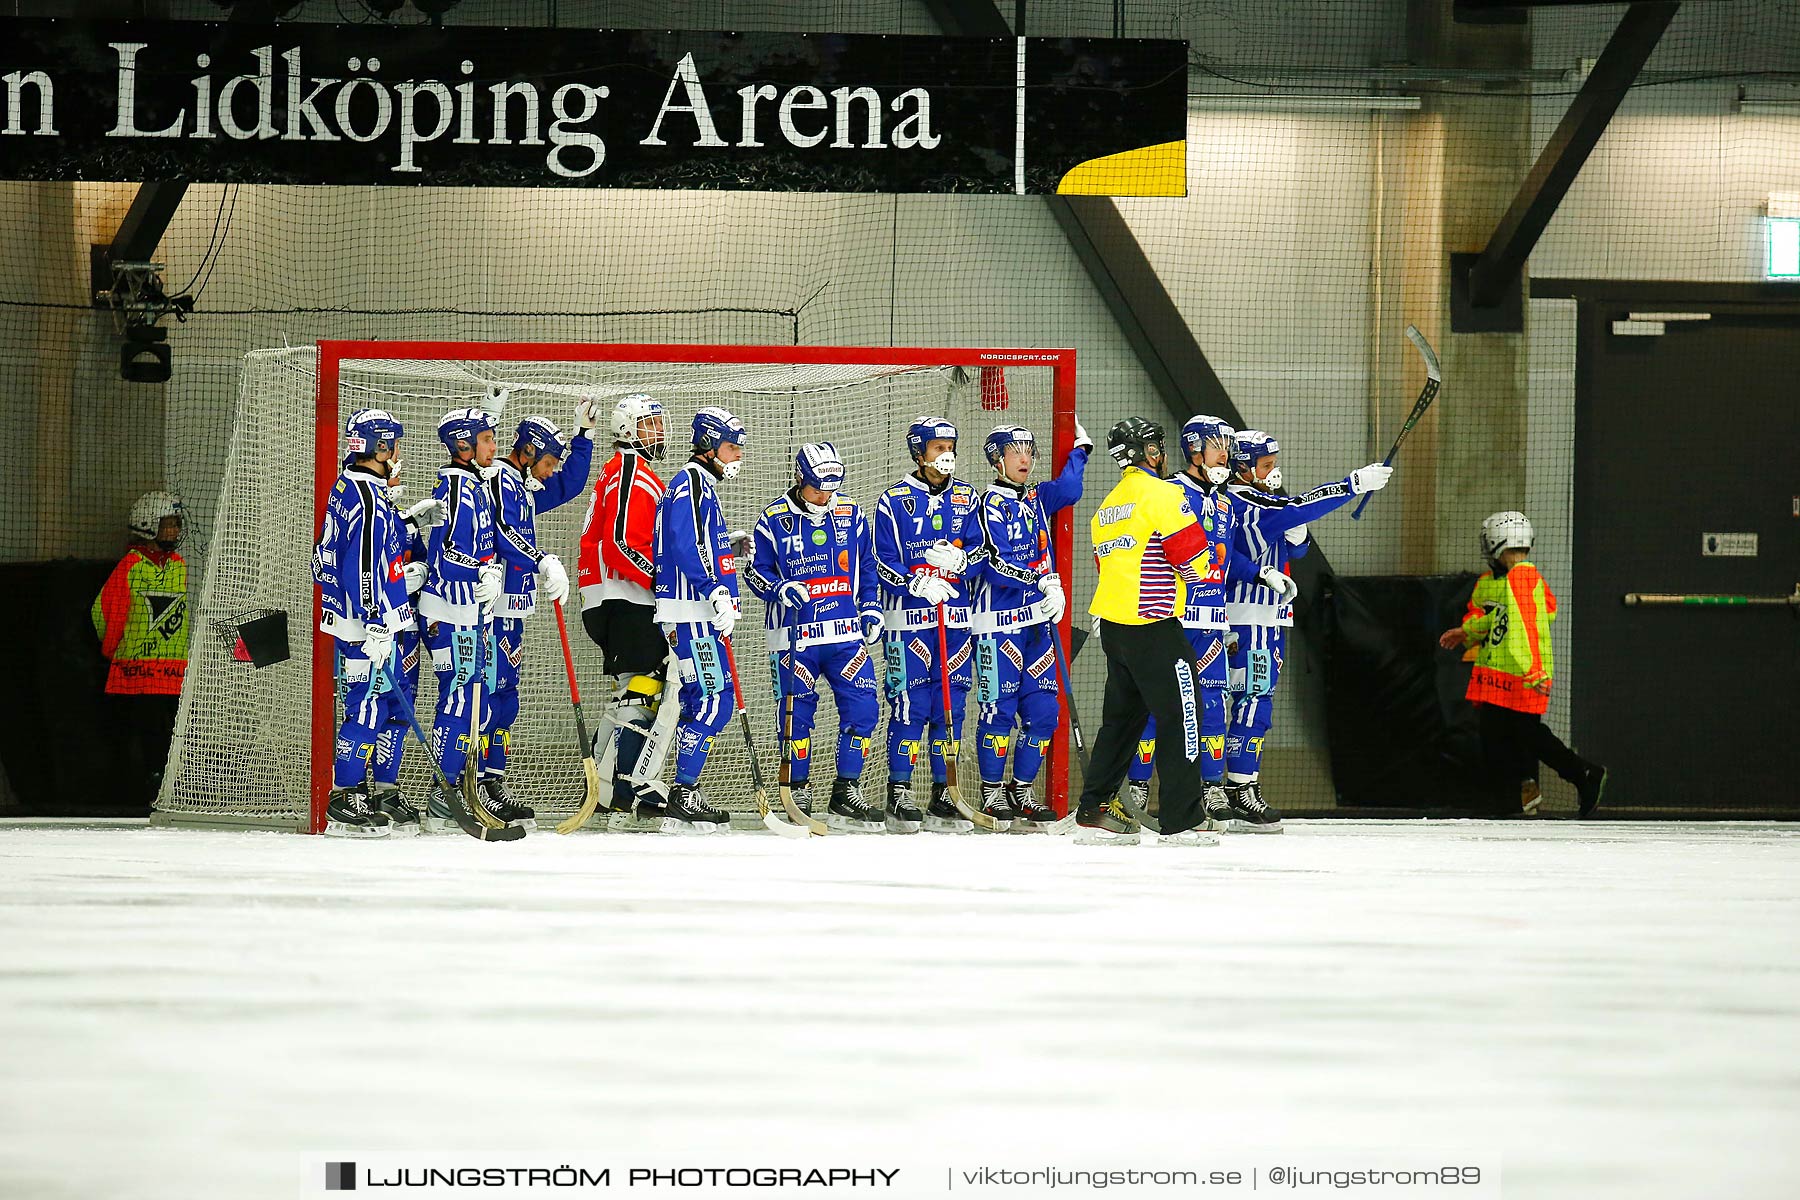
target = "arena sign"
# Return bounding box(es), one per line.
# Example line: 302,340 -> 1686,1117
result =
0,20 -> 1186,196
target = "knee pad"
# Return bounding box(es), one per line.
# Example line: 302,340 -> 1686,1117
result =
610,672 -> 663,728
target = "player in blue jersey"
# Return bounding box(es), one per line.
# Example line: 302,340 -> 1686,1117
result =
417,406 -> 514,832
745,443 -> 885,833
872,416 -> 986,834
311,408 -> 415,838
479,400 -> 599,827
1119,415 -> 1293,840
652,406 -> 748,834
969,419 -> 1091,830
1222,430 -> 1391,829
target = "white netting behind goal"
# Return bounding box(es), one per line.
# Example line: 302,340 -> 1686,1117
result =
157,345 -> 1061,831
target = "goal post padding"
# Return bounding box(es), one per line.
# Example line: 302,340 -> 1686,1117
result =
159,341 -> 1076,833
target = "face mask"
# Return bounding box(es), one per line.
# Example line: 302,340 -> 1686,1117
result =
524,474 -> 545,493
799,495 -> 833,518
1262,467 -> 1283,491
1205,464 -> 1230,485
386,457 -> 403,482
478,462 -> 503,481
718,458 -> 741,482
924,451 -> 956,475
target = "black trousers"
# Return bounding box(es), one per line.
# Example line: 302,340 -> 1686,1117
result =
1079,618 -> 1209,834
1476,701 -> 1590,798
581,598 -> 667,677
107,693 -> 179,814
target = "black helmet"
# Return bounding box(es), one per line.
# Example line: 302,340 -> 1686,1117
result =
1107,417 -> 1166,470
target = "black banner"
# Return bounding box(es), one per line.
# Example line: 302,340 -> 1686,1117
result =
0,20 -> 1186,195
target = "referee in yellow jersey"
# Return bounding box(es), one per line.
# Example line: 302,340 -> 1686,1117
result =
1076,418 -> 1215,846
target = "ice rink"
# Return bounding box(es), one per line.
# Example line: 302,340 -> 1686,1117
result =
2,819 -> 1797,1200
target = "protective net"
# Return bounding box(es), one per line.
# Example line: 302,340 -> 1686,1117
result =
157,345 -> 1065,830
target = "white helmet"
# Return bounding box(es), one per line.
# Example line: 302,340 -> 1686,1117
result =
1480,511 -> 1534,562
610,393 -> 666,459
129,491 -> 184,542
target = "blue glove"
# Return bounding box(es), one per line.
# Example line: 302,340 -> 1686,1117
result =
860,611 -> 884,646
775,580 -> 810,611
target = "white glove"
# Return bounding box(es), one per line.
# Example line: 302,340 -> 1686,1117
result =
574,397 -> 601,434
1258,565 -> 1300,605
728,529 -> 754,557
861,611 -> 884,646
473,563 -> 504,605
402,560 -> 428,595
1348,463 -> 1394,495
1039,573 -> 1067,624
708,587 -> 740,638
361,622 -> 395,672
402,497 -> 446,532
775,579 -> 810,610
1072,416 -> 1093,451
1285,524 -> 1309,547
536,554 -> 569,605
923,540 -> 967,574
908,572 -> 955,607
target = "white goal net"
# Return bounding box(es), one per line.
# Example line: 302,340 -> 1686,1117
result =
157,342 -> 1072,832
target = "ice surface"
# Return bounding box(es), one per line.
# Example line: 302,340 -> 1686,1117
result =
1,820 -> 1797,1200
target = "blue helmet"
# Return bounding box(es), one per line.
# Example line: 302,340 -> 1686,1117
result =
1231,429 -> 1280,473
1181,414 -> 1236,460
691,406 -> 747,452
983,424 -> 1036,468
906,415 -> 959,461
513,415 -> 568,462
438,406 -> 497,456
795,442 -> 846,493
343,408 -> 403,465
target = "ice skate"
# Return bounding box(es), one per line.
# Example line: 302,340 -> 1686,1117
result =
1201,782 -> 1234,831
1154,821 -> 1219,847
1008,780 -> 1055,833
977,782 -> 1016,833
324,787 -> 391,839
422,784 -> 462,835
480,774 -> 537,830
369,785 -> 420,837
884,781 -> 923,834
789,780 -> 815,818
662,784 -> 729,834
826,778 -> 885,834
922,783 -> 973,834
1072,796 -> 1140,847
1577,763 -> 1607,818
1219,780 -> 1283,833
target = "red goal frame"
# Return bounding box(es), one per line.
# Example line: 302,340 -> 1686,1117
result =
310,340 -> 1079,834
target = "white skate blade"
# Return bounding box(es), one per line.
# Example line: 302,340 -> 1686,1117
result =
324,820 -> 391,839
507,818 -> 538,831
660,816 -> 726,836
922,813 -> 974,835
1071,825 -> 1140,847
382,822 -> 420,839
973,817 -> 1014,833
1010,818 -> 1054,834
884,815 -> 923,835
1215,819 -> 1283,834
419,815 -> 460,836
825,812 -> 886,835
1153,829 -> 1220,847
1047,812 -> 1079,836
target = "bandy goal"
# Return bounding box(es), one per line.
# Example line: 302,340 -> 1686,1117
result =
156,341 -> 1077,833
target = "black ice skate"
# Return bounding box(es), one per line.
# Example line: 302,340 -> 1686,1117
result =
325,787 -> 391,839
370,785 -> 420,837
422,784 -> 461,835
480,774 -> 537,830
789,780 -> 815,817
1072,795 -> 1140,846
1577,763 -> 1608,818
884,781 -> 923,835
922,782 -> 973,834
662,784 -> 729,835
1219,780 -> 1283,833
977,782 -> 1016,833
827,778 -> 885,834
1009,780 -> 1056,832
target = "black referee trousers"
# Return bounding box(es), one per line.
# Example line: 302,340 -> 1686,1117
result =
1078,617 -> 1208,834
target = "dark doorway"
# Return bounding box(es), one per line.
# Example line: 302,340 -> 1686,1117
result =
1568,290 -> 1799,815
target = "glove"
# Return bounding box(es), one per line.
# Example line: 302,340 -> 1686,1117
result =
728,529 -> 754,557
536,554 -> 569,606
473,563 -> 504,605
402,560 -> 428,595
402,497 -> 447,532
361,623 -> 395,672
908,572 -> 955,607
775,579 -> 810,611
1091,613 -> 1103,642
574,396 -> 601,434
1258,565 -> 1299,605
861,611 -> 884,646
1348,463 -> 1394,495
708,587 -> 740,638
1039,574 -> 1067,624
923,540 -> 967,574
1072,416 -> 1093,451
1285,524 -> 1309,546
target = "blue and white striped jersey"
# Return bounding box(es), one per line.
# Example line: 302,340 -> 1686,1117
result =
313,464 -> 412,640
488,434 -> 594,617
969,446 -> 1088,636
418,462 -> 496,627
654,460 -> 738,626
745,491 -> 880,651
872,473 -> 984,635
1224,478 -> 1355,626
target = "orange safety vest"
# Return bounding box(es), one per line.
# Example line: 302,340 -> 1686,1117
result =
91,545 -> 188,695
1460,561 -> 1556,715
